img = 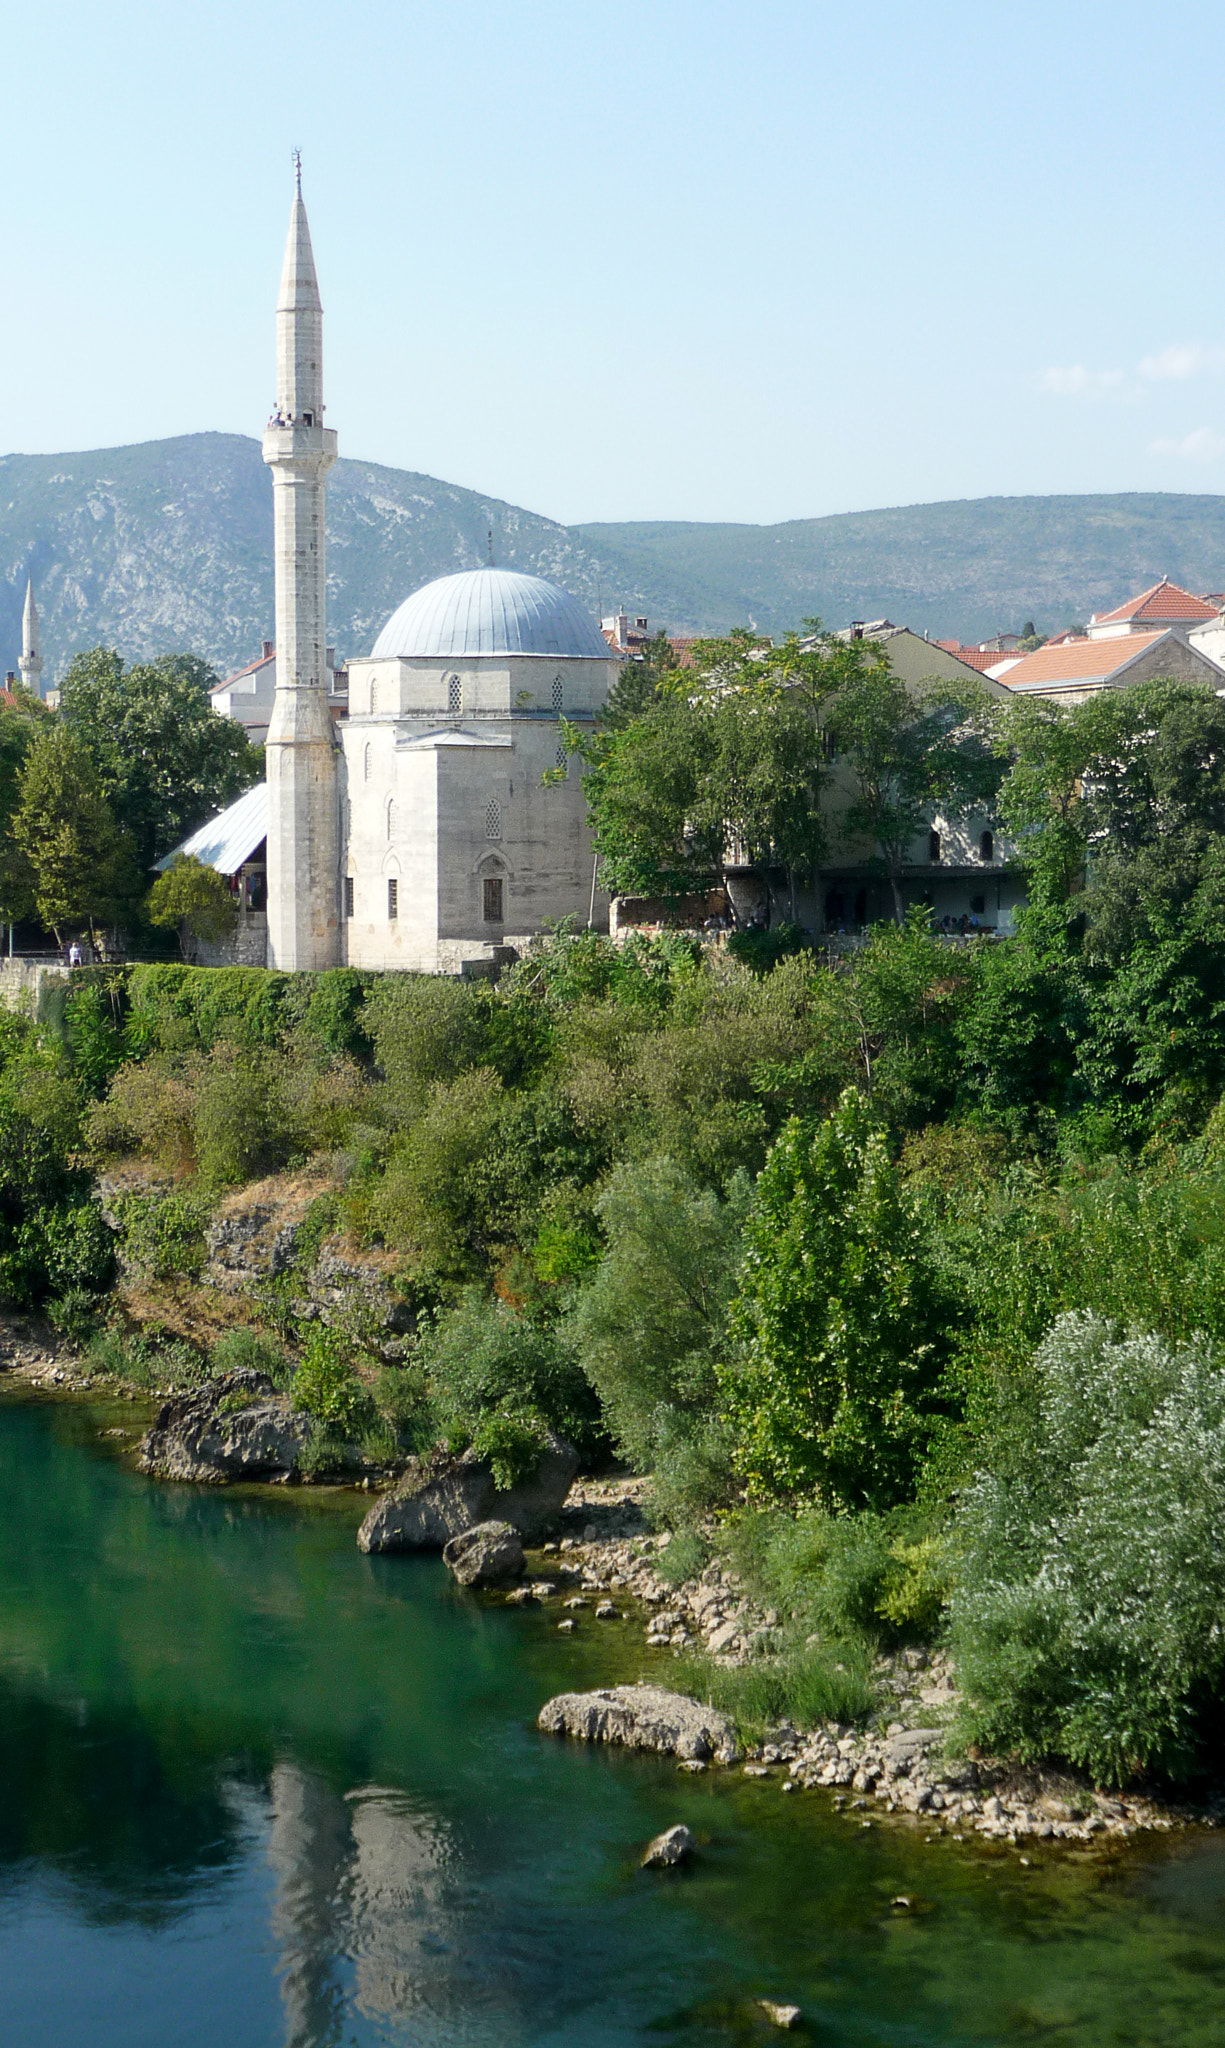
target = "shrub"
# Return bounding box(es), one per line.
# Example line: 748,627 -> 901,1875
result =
291,1326 -> 376,1437
87,1327 -> 206,1392
418,1291 -> 601,1462
951,1312 -> 1225,1785
720,1088 -> 951,1509
724,1505 -> 952,1646
192,1044 -> 297,1185
571,1155 -> 751,1510
113,1187 -> 211,1279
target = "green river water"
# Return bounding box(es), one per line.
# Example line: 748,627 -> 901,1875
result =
2,1389 -> 1225,2047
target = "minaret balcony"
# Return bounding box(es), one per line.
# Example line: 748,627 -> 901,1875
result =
262,422 -> 338,473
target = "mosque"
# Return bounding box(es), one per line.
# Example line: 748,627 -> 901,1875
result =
175,171 -> 619,975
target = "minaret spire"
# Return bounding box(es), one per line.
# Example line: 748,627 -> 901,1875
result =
262,163 -> 341,971
19,578 -> 42,699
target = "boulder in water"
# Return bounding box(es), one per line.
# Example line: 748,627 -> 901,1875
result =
357,1432 -> 578,1552
537,1683 -> 739,1764
139,1370 -> 312,1484
442,1520 -> 525,1587
641,1824 -> 695,1867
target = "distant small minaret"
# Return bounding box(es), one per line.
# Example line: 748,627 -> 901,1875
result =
262,158 -> 341,971
18,579 -> 42,698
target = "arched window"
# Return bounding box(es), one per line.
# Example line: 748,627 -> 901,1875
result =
483,875 -> 504,924
928,829 -> 941,864
363,742 -> 372,782
485,798 -> 502,840
448,674 -> 462,713
551,675 -> 564,711
979,829 -> 994,863
387,798 -> 397,841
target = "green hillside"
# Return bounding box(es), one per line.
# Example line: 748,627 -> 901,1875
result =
2,432 -> 1223,681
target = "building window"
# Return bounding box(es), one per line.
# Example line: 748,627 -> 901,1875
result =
344,876 -> 354,918
928,829 -> 941,863
551,675 -> 564,710
483,876 -> 504,924
370,679 -> 378,714
387,798 -> 397,841
485,798 -> 501,840
363,742 -> 372,782
555,743 -> 568,772
388,878 -> 398,921
970,894 -> 986,916
448,675 -> 461,713
979,829 -> 994,862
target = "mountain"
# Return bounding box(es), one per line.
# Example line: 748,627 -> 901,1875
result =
2,432 -> 1225,681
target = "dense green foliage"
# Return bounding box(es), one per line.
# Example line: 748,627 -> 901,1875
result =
11,668 -> 1225,1783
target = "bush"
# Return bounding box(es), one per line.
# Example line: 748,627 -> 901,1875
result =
113,1187 -> 211,1279
951,1312 -> 1225,1785
724,1505 -> 952,1646
291,1326 -> 377,1437
418,1291 -> 601,1464
570,1155 -> 751,1514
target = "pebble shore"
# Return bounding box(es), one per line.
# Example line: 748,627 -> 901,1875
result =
534,1477 -> 1224,1847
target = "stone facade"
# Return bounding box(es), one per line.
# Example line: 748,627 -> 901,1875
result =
341,647 -> 614,973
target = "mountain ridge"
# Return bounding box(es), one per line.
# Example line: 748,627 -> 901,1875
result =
3,433 -> 1225,681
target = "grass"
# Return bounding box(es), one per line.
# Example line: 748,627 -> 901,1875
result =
670,1638 -> 875,1744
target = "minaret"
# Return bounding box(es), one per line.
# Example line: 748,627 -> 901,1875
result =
18,579 -> 42,698
262,159 -> 341,970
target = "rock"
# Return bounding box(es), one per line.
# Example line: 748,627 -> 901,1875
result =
357,1432 -> 579,1552
641,1824 -> 694,1868
138,1371 -> 312,1483
595,1601 -> 618,1620
557,1618 -> 576,1633
757,2001 -> 802,2028
537,1684 -> 740,1764
706,1620 -> 741,1655
441,1520 -> 524,1588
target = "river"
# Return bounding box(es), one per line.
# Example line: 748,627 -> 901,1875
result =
1,1388 -> 1224,2046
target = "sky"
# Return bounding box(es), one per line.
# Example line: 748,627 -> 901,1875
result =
5,0 -> 1225,527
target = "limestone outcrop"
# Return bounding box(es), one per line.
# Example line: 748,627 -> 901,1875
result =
641,1824 -> 695,1867
442,1520 -> 525,1587
138,1369 -> 311,1483
536,1683 -> 739,1765
357,1433 -> 579,1553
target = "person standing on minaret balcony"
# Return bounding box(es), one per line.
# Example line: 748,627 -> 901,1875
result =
262,156 -> 341,972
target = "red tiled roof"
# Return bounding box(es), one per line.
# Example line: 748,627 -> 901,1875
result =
213,650 -> 276,691
1001,631 -> 1168,688
1091,578 -> 1218,626
934,641 -> 1015,673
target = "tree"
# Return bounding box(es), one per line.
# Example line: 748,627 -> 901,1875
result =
147,856 -> 237,961
831,660 -> 999,921
58,649 -> 261,871
9,728 -> 138,945
574,628 -> 842,915
0,688 -> 50,929
719,1088 -> 949,1509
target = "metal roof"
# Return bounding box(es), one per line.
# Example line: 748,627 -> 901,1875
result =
156,782 -> 268,874
371,568 -> 612,662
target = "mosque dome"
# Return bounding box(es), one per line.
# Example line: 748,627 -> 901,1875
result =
371,567 -> 611,662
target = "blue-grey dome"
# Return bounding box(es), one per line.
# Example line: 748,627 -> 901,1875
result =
371,567 -> 611,662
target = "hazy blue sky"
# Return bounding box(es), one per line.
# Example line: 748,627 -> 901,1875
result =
6,0 -> 1225,525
